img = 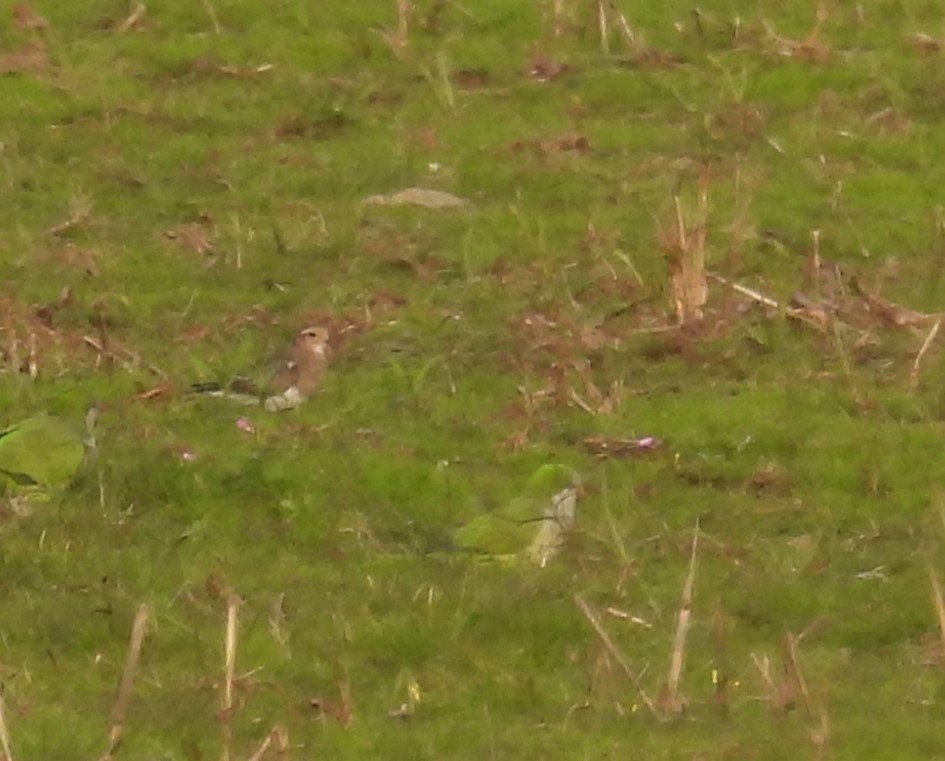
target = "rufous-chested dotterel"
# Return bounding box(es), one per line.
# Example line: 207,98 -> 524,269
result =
191,326 -> 332,412
263,326 -> 332,412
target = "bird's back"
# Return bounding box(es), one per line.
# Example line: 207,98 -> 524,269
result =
0,415 -> 85,488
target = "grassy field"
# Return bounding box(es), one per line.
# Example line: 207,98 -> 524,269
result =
4,0 -> 945,758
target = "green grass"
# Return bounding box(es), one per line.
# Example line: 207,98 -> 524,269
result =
5,0 -> 945,758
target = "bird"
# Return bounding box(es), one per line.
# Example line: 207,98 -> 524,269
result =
263,326 -> 332,411
0,408 -> 97,492
191,326 -> 332,412
453,464 -> 582,566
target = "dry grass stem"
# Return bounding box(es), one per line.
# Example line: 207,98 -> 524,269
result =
810,701 -> 831,761
710,601 -> 730,714
45,197 -> 92,236
750,652 -> 779,702
26,333 -> 37,379
377,0 -> 410,55
694,179 -> 708,255
3,325 -> 18,375
269,593 -> 289,651
762,2 -> 830,61
784,633 -> 830,756
0,689 -> 13,761
664,522 -> 699,713
928,564 -> 945,656
937,497 -> 945,538
783,633 -> 811,715
221,592 -> 241,761
82,334 -> 166,378
102,603 -> 150,761
115,3 -> 146,33
552,0 -> 566,38
592,0 -> 638,53
708,272 -> 779,309
246,726 -> 286,761
574,593 -> 664,721
202,0 -> 221,33
850,277 -> 934,329
613,6 -> 638,49
398,0 -> 410,45
911,316 -> 941,390
568,388 -> 596,414
663,178 -> 709,325
907,32 -> 945,53
231,213 -> 244,270
597,0 -> 609,53
246,733 -> 272,761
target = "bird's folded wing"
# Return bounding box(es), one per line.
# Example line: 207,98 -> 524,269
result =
526,487 -> 578,567
0,416 -> 85,487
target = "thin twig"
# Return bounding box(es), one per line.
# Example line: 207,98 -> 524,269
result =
665,520 -> 699,713
911,316 -> 942,390
102,604 -> 150,760
574,594 -> 664,720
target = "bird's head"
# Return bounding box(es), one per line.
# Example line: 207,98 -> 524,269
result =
296,326 -> 330,357
524,463 -> 582,501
